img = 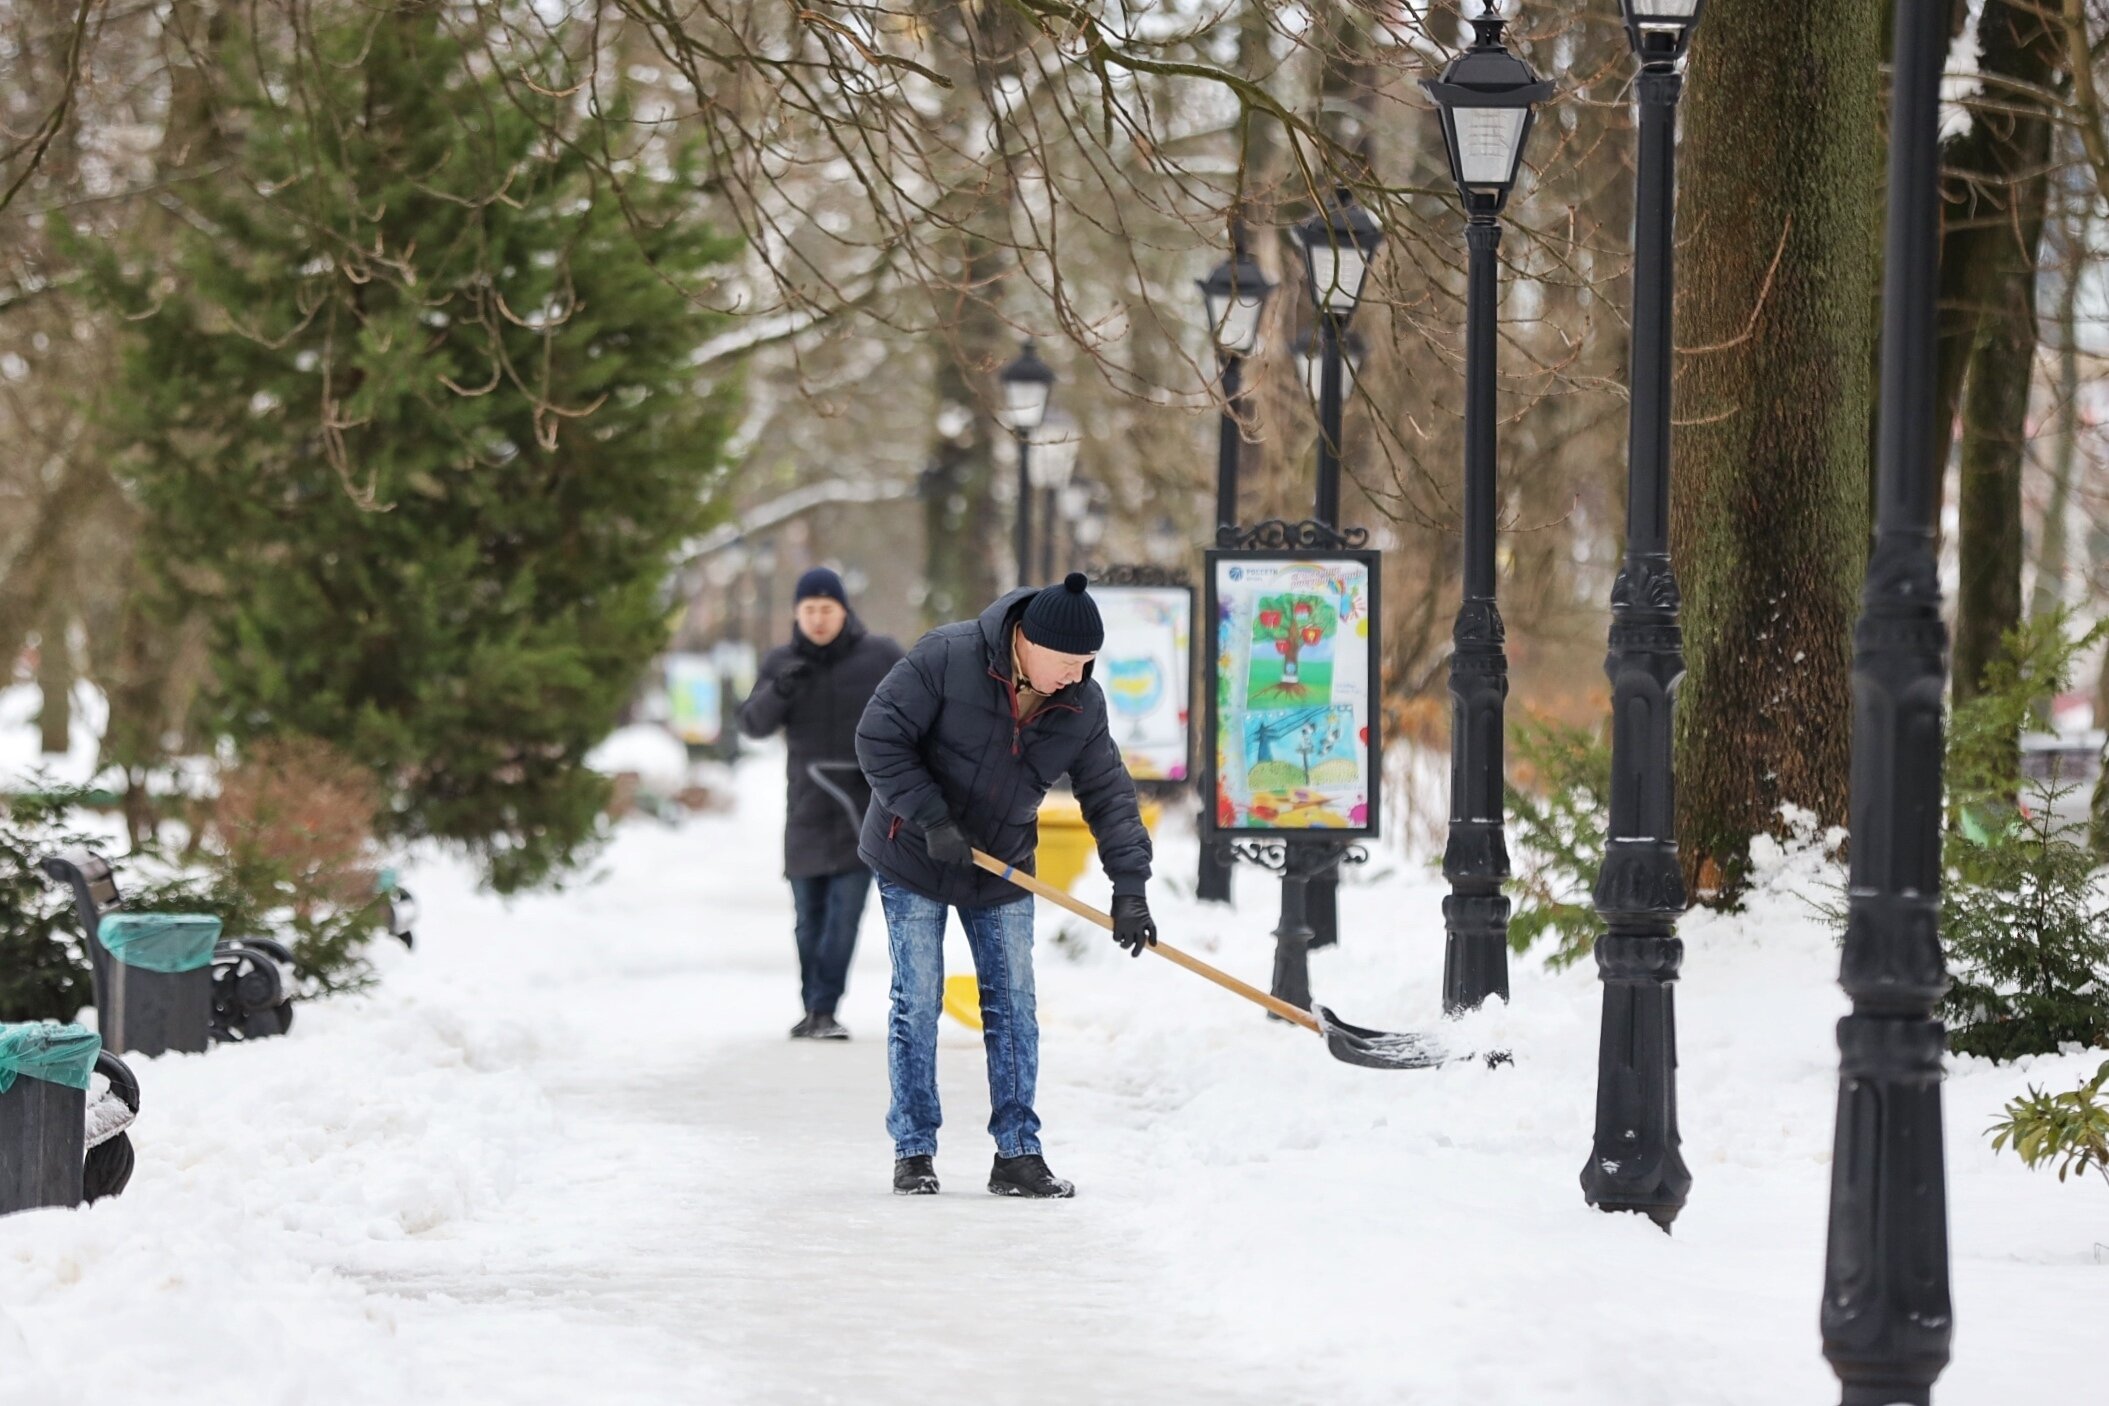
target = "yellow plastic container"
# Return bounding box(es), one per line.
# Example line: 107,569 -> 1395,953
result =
943,973 -> 984,1031
1032,794 -> 1161,895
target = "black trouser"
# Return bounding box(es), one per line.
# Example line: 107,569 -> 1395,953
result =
789,868 -> 872,1015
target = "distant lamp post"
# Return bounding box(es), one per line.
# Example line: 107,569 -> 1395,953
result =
1581,0 -> 1704,1232
1200,233 -> 1274,535
1620,0 -> 1704,62
1293,327 -> 1367,407
1030,411 -> 1081,582
1293,188 -> 1383,528
1197,233 -> 1274,906
1424,0 -> 1550,1014
999,338 -> 1056,586
1071,480 -> 1108,561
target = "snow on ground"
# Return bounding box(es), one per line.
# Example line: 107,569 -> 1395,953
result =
4,742 -> 2106,1404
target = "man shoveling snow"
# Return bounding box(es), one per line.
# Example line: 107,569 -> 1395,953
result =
856,573 -> 1155,1198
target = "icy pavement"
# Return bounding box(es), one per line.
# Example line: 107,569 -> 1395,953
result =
3,749 -> 2106,1404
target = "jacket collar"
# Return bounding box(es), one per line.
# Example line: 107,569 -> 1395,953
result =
976,590 -> 1093,696
794,611 -> 866,663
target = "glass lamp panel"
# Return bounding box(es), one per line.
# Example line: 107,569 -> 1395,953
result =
1000,378 -> 1050,431
1629,0 -> 1699,16
1452,105 -> 1528,187
1217,292 -> 1266,355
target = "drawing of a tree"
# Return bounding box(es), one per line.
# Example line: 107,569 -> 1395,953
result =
1254,593 -> 1337,698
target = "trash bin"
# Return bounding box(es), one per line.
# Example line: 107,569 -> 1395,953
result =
95,913 -> 222,1057
1034,794 -> 1162,895
0,1022 -> 100,1215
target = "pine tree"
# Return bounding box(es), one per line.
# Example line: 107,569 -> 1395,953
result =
80,5 -> 737,890
1942,617 -> 2109,1060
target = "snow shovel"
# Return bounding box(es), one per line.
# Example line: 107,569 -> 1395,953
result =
969,849 -> 1482,1071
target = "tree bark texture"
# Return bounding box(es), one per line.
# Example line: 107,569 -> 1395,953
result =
1671,0 -> 1883,897
1937,0 -> 2061,700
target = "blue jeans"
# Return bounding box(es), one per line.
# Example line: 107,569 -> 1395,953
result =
877,878 -> 1040,1159
790,869 -> 872,1016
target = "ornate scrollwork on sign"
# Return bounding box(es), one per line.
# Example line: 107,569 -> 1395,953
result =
1086,563 -> 1192,588
1216,519 -> 1371,552
1211,836 -> 1369,877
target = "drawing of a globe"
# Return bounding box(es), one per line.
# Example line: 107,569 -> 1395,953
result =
1105,658 -> 1164,718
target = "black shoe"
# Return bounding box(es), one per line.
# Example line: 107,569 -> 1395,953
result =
789,1013 -> 816,1039
988,1154 -> 1074,1199
893,1155 -> 939,1195
808,1012 -> 850,1040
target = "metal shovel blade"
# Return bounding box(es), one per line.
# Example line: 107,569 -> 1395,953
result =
1313,1005 -> 1511,1071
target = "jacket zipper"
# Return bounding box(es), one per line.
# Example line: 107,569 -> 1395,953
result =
986,665 -> 1082,758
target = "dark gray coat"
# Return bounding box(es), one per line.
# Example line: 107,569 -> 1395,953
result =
739,614 -> 903,878
855,589 -> 1152,908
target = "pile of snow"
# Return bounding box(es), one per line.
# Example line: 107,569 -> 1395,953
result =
583,721 -> 694,790
0,681 -> 111,789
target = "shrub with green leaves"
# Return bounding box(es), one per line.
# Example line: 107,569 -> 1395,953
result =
1504,714 -> 1611,969
1941,616 -> 2109,1061
1989,1061 -> 2109,1191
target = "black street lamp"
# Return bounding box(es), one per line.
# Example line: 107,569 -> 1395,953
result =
999,338 -> 1056,586
1823,3 -> 1954,1401
1580,0 -> 1704,1231
1290,320 -> 1368,951
1248,185 -> 1384,1002
1031,412 -> 1081,582
1424,2 -> 1549,1014
1200,232 -> 1274,533
1197,232 -> 1275,906
1293,188 -> 1383,528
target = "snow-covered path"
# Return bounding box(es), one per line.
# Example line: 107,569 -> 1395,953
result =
5,749 -> 2107,1404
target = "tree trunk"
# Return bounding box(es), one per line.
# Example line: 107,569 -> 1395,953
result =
1931,0 -> 2049,533
1952,264 -> 2040,706
2030,199 -> 2087,628
1671,0 -> 1882,899
1940,0 -> 2061,700
35,606 -> 71,756
917,3 -> 1013,626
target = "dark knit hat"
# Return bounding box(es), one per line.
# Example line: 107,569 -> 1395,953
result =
794,567 -> 847,606
1020,573 -> 1104,655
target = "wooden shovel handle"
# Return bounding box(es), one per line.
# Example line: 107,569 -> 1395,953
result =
970,849 -> 1324,1035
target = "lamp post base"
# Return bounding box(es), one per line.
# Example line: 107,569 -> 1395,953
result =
1440,891 -> 1510,1014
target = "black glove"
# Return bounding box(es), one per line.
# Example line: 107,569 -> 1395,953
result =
1111,893 -> 1157,957
923,819 -> 973,866
772,659 -> 814,698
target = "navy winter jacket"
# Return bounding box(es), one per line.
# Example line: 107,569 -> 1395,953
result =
855,589 -> 1153,908
739,614 -> 904,878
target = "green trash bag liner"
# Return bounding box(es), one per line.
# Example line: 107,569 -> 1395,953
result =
98,912 -> 224,973
0,1022 -> 102,1094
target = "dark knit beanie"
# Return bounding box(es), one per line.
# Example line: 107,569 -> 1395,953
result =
794,567 -> 847,606
1020,573 -> 1104,655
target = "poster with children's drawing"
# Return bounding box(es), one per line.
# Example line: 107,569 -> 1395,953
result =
666,654 -> 724,747
1094,585 -> 1192,782
1206,553 -> 1380,836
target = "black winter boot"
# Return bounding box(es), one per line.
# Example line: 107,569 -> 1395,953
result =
893,1155 -> 940,1196
988,1154 -> 1074,1198
808,1012 -> 850,1040
789,1013 -> 816,1039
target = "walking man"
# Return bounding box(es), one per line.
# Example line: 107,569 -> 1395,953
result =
857,573 -> 1156,1198
739,567 -> 903,1039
